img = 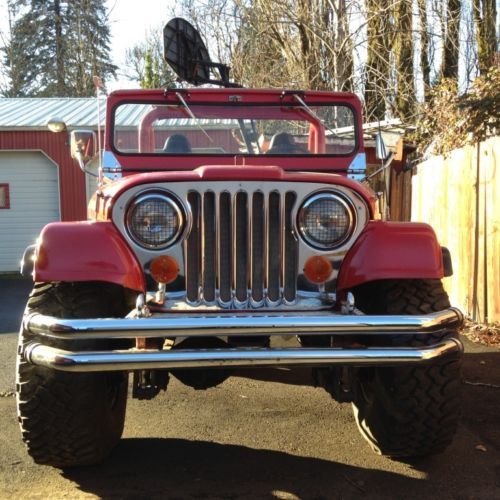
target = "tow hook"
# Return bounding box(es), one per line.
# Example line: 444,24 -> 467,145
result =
127,293 -> 151,319
340,292 -> 355,315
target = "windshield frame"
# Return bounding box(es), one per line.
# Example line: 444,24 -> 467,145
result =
110,100 -> 359,159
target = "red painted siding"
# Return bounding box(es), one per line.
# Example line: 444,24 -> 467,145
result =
0,130 -> 86,221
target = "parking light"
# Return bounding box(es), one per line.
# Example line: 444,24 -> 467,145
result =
150,255 -> 179,284
303,256 -> 333,284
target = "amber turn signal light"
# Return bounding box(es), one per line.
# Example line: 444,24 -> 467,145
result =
303,256 -> 333,284
150,255 -> 179,284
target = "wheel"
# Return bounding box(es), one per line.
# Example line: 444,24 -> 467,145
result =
351,279 -> 462,458
16,282 -> 129,467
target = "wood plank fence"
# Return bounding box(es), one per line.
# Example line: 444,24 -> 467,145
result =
411,137 -> 499,322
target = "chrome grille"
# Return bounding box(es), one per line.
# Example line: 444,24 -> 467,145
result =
185,190 -> 298,308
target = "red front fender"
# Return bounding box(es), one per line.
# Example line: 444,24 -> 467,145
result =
34,221 -> 145,292
337,221 -> 444,291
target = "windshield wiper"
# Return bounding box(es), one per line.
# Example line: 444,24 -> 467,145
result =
175,92 -> 213,143
292,94 -> 339,138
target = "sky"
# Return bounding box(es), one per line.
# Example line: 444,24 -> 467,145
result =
106,0 -> 176,90
0,0 -> 177,92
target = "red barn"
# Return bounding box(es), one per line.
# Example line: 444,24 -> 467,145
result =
0,97 -> 99,272
0,97 -> 241,272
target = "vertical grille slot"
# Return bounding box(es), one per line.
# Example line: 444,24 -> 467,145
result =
185,188 -> 297,307
251,192 -> 264,303
234,192 -> 248,302
283,192 -> 298,302
185,191 -> 201,302
267,191 -> 281,302
218,192 -> 232,303
202,192 -> 216,302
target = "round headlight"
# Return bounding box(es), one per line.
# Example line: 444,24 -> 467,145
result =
126,193 -> 184,249
298,193 -> 355,249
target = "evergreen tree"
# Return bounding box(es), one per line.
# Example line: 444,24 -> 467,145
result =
65,0 -> 117,96
140,50 -> 164,89
1,1 -> 30,96
2,0 -> 116,97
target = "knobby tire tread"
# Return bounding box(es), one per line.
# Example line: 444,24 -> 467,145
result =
351,279 -> 462,457
17,282 -> 128,467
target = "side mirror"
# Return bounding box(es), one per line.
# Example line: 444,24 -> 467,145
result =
70,130 -> 96,164
374,132 -> 389,161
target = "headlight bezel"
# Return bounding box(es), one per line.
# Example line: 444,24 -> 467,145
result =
297,191 -> 356,250
125,191 -> 185,250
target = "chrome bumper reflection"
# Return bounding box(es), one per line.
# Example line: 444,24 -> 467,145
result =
25,307 -> 463,340
24,338 -> 463,372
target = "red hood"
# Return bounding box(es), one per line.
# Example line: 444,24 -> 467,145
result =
96,165 -> 376,220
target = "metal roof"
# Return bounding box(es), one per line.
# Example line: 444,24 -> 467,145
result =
0,97 -> 239,131
0,98 -> 410,134
0,97 -> 103,130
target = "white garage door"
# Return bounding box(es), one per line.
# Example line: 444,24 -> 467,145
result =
0,152 -> 60,272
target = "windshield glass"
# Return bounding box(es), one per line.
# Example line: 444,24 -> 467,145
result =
112,102 -> 356,156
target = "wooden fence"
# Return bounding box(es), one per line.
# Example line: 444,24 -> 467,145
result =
411,137 -> 499,322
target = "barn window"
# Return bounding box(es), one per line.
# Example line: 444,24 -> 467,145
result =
0,184 -> 10,209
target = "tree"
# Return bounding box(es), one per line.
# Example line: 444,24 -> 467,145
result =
417,0 -> 431,96
2,0 -> 61,96
124,28 -> 176,89
65,0 -> 117,96
2,0 -> 116,97
175,0 -> 355,91
169,0 -> 496,125
364,0 -> 392,121
441,0 -> 461,80
473,0 -> 497,73
0,1 -> 28,96
394,0 -> 416,120
230,0 -> 293,88
336,0 -> 354,92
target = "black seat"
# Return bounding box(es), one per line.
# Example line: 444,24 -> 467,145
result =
266,132 -> 296,154
163,134 -> 192,153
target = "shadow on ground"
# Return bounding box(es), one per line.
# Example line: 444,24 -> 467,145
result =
63,438 -> 424,499
0,278 -> 31,333
61,349 -> 500,499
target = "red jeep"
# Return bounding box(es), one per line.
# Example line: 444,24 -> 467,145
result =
16,22 -> 463,468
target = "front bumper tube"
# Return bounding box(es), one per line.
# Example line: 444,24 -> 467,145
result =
23,307 -> 464,372
25,308 -> 463,340
24,339 -> 463,373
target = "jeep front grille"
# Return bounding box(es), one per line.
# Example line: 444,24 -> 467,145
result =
184,190 -> 298,308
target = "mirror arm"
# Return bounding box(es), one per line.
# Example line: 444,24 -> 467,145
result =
362,152 -> 395,182
75,152 -> 98,178
75,151 -> 86,172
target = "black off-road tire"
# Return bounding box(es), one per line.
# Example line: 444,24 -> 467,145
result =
351,279 -> 462,458
16,282 -> 129,467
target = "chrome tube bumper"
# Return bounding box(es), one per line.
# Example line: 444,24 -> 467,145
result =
25,307 -> 463,340
24,339 -> 463,373
22,308 -> 464,372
